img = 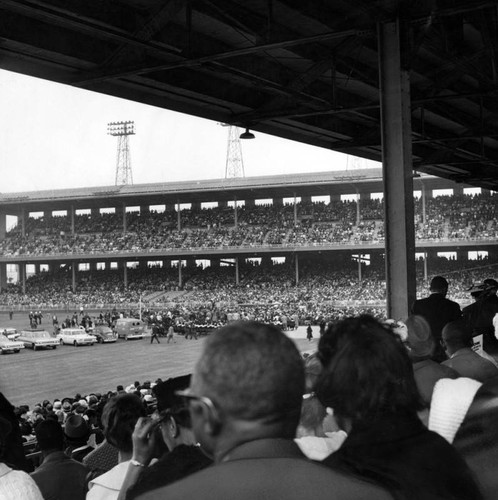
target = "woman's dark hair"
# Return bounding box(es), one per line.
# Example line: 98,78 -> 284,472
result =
316,315 -> 423,426
101,393 -> 145,453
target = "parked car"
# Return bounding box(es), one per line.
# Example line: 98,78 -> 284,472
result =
18,330 -> 58,350
0,336 -> 25,354
91,325 -> 117,344
1,328 -> 20,340
57,328 -> 95,346
114,318 -> 145,340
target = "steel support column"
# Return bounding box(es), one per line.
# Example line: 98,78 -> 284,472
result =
21,208 -> 26,237
235,257 -> 239,285
70,205 -> 75,235
295,254 -> 299,285
423,251 -> 428,282
234,198 -> 238,228
18,263 -> 26,294
378,19 -> 416,319
124,263 -> 128,289
0,263 -> 7,292
122,204 -> 127,233
0,211 -> 6,241
72,263 -> 76,293
421,183 -> 427,225
294,194 -> 298,225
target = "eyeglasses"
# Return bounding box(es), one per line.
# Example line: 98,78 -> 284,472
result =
175,389 -> 220,421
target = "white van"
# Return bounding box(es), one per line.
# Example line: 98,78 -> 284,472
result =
114,318 -> 145,340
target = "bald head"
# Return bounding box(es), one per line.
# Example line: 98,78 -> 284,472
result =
442,320 -> 473,355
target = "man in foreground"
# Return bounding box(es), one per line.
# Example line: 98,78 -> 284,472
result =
31,419 -> 90,500
442,320 -> 498,382
411,275 -> 461,361
136,321 -> 391,500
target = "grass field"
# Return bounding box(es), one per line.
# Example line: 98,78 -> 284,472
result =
0,312 -> 318,407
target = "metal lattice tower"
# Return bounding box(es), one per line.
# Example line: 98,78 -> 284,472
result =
107,121 -> 135,185
225,126 -> 245,178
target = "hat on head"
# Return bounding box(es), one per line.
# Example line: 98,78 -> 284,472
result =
484,278 -> 498,290
62,401 -> 71,412
35,419 -> 64,450
87,395 -> 98,406
467,282 -> 488,294
153,375 -> 191,413
64,414 -> 90,440
429,378 -> 482,444
53,401 -> 62,410
405,315 -> 434,357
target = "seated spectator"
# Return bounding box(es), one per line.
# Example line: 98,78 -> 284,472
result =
135,321 -> 391,500
0,392 -> 31,472
0,416 -> 43,500
317,315 -> 483,500
405,314 -> 459,405
82,440 -> 119,477
64,414 -> 94,462
87,394 -> 145,500
295,354 -> 347,460
119,375 -> 212,500
31,419 -> 90,500
441,321 -> 498,382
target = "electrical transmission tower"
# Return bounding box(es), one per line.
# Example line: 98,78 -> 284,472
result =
225,125 -> 245,178
107,121 -> 135,185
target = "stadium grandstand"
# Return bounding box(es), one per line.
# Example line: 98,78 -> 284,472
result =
0,168 -> 497,316
2,3 -> 498,499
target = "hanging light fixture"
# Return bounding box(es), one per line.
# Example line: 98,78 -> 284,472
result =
239,128 -> 255,139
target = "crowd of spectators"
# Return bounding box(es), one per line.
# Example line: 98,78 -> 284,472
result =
2,193 -> 498,258
2,314 -> 497,499
3,258 -> 498,327
2,194 -> 498,499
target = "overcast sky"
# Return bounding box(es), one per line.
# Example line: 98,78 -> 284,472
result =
0,69 -> 379,194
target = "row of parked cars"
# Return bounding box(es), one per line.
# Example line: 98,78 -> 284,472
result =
0,319 -> 147,354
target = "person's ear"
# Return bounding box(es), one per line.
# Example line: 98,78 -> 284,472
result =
167,417 -> 179,438
191,401 -> 221,436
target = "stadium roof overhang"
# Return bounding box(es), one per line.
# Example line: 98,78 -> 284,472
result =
0,169 -> 460,213
1,0 -> 498,190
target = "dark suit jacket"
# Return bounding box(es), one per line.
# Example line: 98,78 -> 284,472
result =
412,358 -> 459,405
442,348 -> 498,382
137,438 -> 392,500
126,445 -> 212,500
412,293 -> 461,360
31,451 -> 89,500
324,414 -> 483,500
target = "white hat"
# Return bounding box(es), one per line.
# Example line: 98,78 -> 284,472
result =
428,377 -> 482,443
